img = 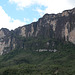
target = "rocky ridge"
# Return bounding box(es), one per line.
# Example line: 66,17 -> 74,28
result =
0,8 -> 75,55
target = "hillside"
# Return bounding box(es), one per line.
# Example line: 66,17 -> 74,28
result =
0,40 -> 75,75
0,8 -> 75,75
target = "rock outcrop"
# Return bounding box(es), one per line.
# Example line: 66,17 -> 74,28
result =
0,8 -> 75,55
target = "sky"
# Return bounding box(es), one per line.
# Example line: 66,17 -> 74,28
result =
0,0 -> 75,30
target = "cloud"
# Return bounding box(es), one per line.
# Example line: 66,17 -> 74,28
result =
0,6 -> 26,30
35,8 -> 45,16
33,18 -> 37,22
24,18 -> 29,22
68,0 -> 75,6
9,0 -> 74,14
9,0 -> 33,10
35,0 -> 74,14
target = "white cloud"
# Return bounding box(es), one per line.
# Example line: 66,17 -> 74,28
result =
9,0 -> 74,14
36,8 -> 45,16
33,18 -> 37,22
35,0 -> 74,14
68,0 -> 75,6
24,18 -> 29,22
9,0 -> 33,10
0,6 -> 26,30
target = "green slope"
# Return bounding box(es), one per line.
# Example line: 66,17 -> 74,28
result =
0,38 -> 75,75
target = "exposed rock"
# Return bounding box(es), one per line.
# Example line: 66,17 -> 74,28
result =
69,28 -> 75,44
0,8 -> 75,55
0,42 -> 5,55
0,30 -> 5,38
31,24 -> 34,36
65,22 -> 70,41
20,27 -> 26,37
50,20 -> 57,31
36,49 -> 57,52
62,11 -> 69,16
0,38 -> 11,55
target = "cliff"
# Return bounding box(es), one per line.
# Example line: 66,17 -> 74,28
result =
0,8 -> 75,55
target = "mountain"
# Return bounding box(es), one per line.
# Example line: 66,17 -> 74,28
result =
0,8 -> 75,75
0,8 -> 75,55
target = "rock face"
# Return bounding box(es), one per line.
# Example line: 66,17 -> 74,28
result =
0,28 -> 10,55
69,28 -> 75,44
0,8 -> 75,55
0,28 -> 16,55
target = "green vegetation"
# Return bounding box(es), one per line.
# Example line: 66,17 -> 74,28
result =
0,37 -> 75,75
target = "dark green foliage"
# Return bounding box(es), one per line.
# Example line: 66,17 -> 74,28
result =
0,37 -> 75,75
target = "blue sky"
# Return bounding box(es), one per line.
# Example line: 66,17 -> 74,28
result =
0,0 -> 75,30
